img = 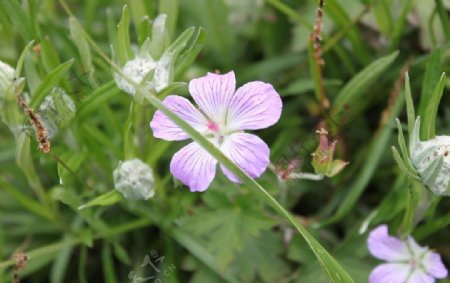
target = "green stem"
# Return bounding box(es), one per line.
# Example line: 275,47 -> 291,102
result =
264,0 -> 312,28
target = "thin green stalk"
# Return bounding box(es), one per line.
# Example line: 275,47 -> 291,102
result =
264,0 -> 312,28
322,7 -> 369,54
123,101 -> 137,159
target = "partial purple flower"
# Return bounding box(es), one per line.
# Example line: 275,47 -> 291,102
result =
150,71 -> 282,192
368,225 -> 447,283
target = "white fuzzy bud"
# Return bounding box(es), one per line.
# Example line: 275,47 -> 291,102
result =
412,135 -> 450,195
38,88 -> 76,138
113,159 -> 155,200
0,60 -> 15,98
114,56 -> 156,96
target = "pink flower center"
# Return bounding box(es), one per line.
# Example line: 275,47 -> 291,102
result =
207,120 -> 220,133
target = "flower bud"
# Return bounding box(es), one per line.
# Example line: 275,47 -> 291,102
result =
113,14 -> 177,97
113,159 -> 155,200
311,128 -> 348,177
411,135 -> 450,195
114,56 -> 157,96
0,60 -> 15,100
38,87 -> 76,138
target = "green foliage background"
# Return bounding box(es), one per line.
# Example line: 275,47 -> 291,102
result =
0,0 -> 449,282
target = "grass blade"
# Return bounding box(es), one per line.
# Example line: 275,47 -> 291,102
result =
332,51 -> 399,115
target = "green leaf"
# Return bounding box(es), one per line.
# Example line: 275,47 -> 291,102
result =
57,151 -> 87,186
77,81 -> 121,119
102,243 -> 118,283
404,73 -> 415,136
390,0 -> 414,49
395,119 -> 409,161
149,14 -> 170,59
115,5 -> 133,65
394,118 -> 417,176
435,0 -> 450,42
369,174 -> 408,227
169,227 -> 240,283
295,256 -> 373,283
78,247 -> 88,283
0,177 -> 53,222
16,41 -> 35,77
113,243 -> 131,265
15,133 -> 47,204
1,0 -> 37,41
421,156 -> 444,186
281,79 -> 342,97
69,17 -> 96,87
40,36 -> 61,72
332,51 -> 399,115
78,190 -> 122,210
400,180 -> 421,236
414,209 -> 450,240
370,0 -> 392,35
50,245 -> 73,283
418,50 -> 441,117
421,72 -> 446,139
129,0 -> 149,44
123,102 -> 137,159
158,0 -> 179,39
180,193 -> 275,270
324,0 -> 369,64
392,147 -> 420,180
229,231 -> 290,283
51,186 -> 81,209
180,0 -> 234,67
165,27 -> 195,55
30,60 -> 74,109
174,27 -> 206,78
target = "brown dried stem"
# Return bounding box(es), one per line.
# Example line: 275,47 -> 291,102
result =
15,83 -> 51,153
309,0 -> 329,109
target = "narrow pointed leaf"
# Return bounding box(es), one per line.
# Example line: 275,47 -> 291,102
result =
421,73 -> 446,139
332,51 -> 398,114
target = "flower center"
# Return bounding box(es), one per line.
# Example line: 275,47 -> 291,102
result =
409,258 -> 417,268
206,120 -> 227,145
207,120 -> 220,133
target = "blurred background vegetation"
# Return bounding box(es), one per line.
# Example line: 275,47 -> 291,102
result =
0,0 -> 449,282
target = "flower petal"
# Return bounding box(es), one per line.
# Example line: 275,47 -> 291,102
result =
226,81 -> 282,131
170,142 -> 217,192
219,133 -> 270,183
408,269 -> 435,283
188,71 -> 236,123
368,225 -> 410,261
369,263 -> 410,283
422,252 -> 448,279
407,236 -> 429,258
150,95 -> 208,141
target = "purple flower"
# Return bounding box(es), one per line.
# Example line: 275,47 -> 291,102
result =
368,225 -> 447,283
150,71 -> 282,192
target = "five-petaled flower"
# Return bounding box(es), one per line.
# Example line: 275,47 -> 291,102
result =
368,225 -> 447,283
150,71 -> 282,191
